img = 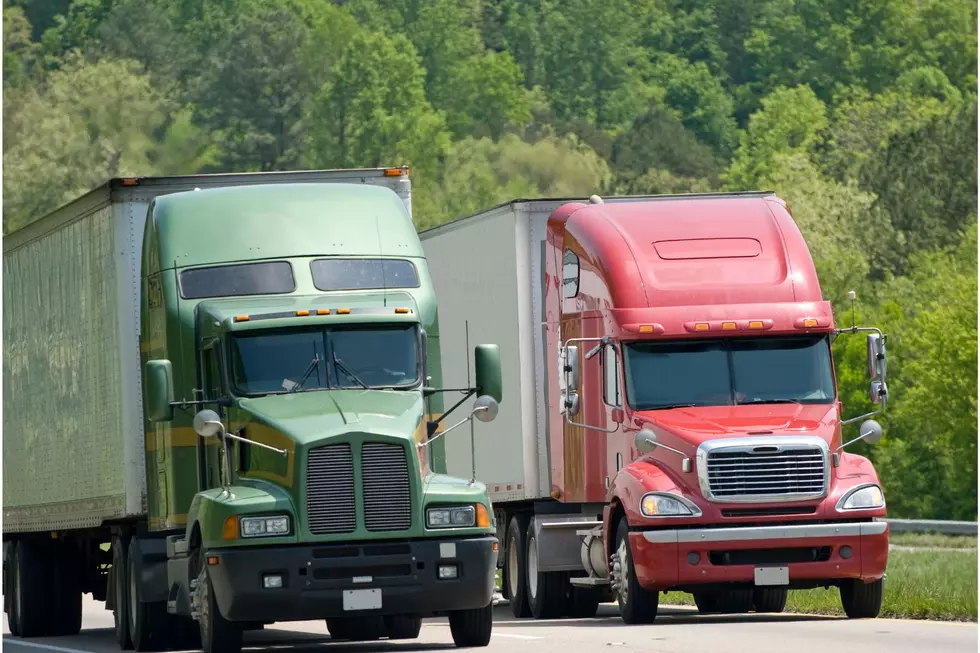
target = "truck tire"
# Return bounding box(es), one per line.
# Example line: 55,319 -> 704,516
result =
6,542 -> 22,636
384,615 -> 422,639
128,542 -> 170,651
526,529 -> 565,619
326,617 -> 384,641
753,588 -> 788,613
611,520 -> 658,625
196,567 -> 243,653
48,540 -> 83,636
505,514 -> 532,618
12,539 -> 53,637
113,535 -> 134,650
717,589 -> 754,613
840,578 -> 884,618
563,576 -> 600,618
448,603 -> 492,647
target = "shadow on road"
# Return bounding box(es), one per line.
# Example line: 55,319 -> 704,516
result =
490,603 -> 840,628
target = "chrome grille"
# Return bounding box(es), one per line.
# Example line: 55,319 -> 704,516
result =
702,440 -> 827,502
307,444 -> 356,535
361,442 -> 412,532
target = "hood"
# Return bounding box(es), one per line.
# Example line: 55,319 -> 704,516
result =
635,403 -> 840,450
237,389 -> 424,445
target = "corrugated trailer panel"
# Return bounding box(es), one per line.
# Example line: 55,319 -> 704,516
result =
3,194 -> 145,531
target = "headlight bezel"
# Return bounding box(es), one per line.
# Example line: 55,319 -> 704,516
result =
239,514 -> 292,538
639,492 -> 702,518
425,505 -> 481,529
836,483 -> 886,512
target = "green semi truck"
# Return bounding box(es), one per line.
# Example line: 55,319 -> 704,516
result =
2,169 -> 503,653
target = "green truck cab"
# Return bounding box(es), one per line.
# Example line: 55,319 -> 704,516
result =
3,173 -> 501,653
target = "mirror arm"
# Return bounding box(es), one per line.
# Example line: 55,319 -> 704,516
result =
424,388 -> 477,433
204,420 -> 287,456
419,410 -> 486,448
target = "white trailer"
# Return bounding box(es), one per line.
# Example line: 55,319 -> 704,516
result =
2,168 -> 412,534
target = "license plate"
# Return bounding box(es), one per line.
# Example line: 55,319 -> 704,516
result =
343,589 -> 382,611
754,566 -> 789,586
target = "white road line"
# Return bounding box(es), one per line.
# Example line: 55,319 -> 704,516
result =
1,639 -> 94,653
492,633 -> 542,640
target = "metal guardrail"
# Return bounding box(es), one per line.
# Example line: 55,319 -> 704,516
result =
885,518 -> 978,536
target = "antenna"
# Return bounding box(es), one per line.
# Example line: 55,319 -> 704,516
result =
466,319 -> 476,484
848,290 -> 857,329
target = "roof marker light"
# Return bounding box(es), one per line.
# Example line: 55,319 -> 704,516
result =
639,325 -> 654,334
385,167 -> 409,177
695,323 -> 710,331
722,321 -> 737,330
120,177 -> 139,186
394,307 -> 410,314
803,318 -> 818,327
296,310 -> 310,316
234,315 -> 250,322
337,308 -> 351,314
316,309 -> 330,315
748,320 -> 764,329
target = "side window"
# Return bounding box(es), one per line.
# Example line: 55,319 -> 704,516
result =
562,249 -> 580,298
603,343 -> 622,407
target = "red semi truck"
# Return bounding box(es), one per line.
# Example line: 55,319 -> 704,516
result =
419,192 -> 890,623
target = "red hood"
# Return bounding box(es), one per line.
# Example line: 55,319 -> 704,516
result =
633,403 -> 840,450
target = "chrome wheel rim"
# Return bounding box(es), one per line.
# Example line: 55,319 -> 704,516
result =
527,536 -> 539,599
129,555 -> 138,635
614,539 -> 629,605
507,533 -> 519,598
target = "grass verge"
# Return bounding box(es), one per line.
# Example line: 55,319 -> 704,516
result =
889,532 -> 977,549
662,549 -> 977,621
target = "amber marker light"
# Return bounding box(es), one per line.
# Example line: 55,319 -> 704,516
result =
803,318 -> 818,327
695,323 -> 710,331
316,309 -> 330,315
234,315 -> 250,322
222,516 -> 239,540
748,321 -> 764,329
639,325 -> 654,334
722,321 -> 737,330
337,308 -> 351,314
385,167 -> 409,176
296,310 -> 310,316
395,307 -> 410,314
476,504 -> 491,528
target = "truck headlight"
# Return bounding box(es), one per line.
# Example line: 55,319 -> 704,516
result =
836,484 -> 885,511
427,506 -> 476,528
640,492 -> 702,517
240,515 -> 291,538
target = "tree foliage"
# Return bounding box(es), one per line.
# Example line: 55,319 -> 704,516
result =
3,0 -> 976,518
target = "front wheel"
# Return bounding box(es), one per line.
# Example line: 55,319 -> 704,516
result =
611,519 -> 658,624
840,578 -> 884,618
448,603 -> 492,647
753,588 -> 788,613
384,616 -> 422,639
195,567 -> 243,653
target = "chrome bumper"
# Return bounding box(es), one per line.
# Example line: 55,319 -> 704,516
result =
642,521 -> 888,544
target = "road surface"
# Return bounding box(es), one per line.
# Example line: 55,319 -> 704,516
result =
2,596 -> 975,653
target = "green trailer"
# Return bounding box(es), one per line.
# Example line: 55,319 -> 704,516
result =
2,169 -> 503,653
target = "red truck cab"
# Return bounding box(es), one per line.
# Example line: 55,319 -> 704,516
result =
550,193 -> 890,622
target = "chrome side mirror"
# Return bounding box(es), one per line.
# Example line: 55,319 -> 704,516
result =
869,380 -> 887,405
472,395 -> 499,423
867,333 -> 886,381
635,428 -> 658,454
193,409 -> 224,438
564,345 -> 580,390
859,419 -> 884,446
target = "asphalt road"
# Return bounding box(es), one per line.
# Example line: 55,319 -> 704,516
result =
2,596 -> 975,653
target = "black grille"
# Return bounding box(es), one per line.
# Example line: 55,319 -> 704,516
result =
307,444 -> 356,535
362,442 -> 412,532
709,547 -> 832,566
706,446 -> 826,500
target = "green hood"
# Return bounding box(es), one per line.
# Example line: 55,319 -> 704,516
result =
237,389 -> 425,445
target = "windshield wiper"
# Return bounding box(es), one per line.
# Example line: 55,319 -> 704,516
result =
288,353 -> 321,393
739,398 -> 802,405
643,403 -> 701,411
332,353 -> 368,389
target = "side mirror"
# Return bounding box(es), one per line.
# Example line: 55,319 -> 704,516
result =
635,427 -> 658,454
869,380 -> 887,405
193,409 -> 224,438
145,360 -> 175,422
474,344 -> 502,403
564,345 -> 580,390
867,333 -> 886,381
858,419 -> 883,446
473,395 -> 499,423
565,392 -> 580,416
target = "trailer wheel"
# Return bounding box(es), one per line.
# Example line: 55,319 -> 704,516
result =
13,539 -> 53,637
840,578 -> 884,618
526,529 -> 566,619
384,615 -> 422,639
693,591 -> 720,614
326,618 -> 352,640
565,583 -> 601,619
195,566 -> 243,653
448,603 -> 492,647
113,535 -> 134,649
48,540 -> 83,636
128,541 -> 170,651
505,514 -> 532,618
6,542 -> 22,636
753,588 -> 788,613
611,520 -> 658,625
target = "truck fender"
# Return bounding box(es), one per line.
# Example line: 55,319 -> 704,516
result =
128,536 -> 170,604
604,459 -> 685,560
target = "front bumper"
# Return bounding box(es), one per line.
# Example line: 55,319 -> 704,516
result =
629,521 -> 888,591
205,535 -> 498,622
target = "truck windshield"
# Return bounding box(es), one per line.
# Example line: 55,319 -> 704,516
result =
228,324 -> 419,395
623,335 -> 835,410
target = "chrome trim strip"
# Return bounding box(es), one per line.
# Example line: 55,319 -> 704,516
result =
696,435 -> 830,504
641,521 -> 888,544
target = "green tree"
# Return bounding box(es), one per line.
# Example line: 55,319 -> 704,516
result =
3,6 -> 37,88
309,30 -> 450,181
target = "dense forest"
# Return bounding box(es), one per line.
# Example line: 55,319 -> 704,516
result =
3,0 -> 977,519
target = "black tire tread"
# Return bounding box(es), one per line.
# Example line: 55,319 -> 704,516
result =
384,615 -> 422,639
527,532 -> 565,620
113,536 -> 134,650
199,568 -> 243,653
841,578 -> 884,619
449,603 -> 492,647
753,588 -> 788,613
506,514 -> 532,619
615,520 -> 659,625
14,539 -> 52,638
